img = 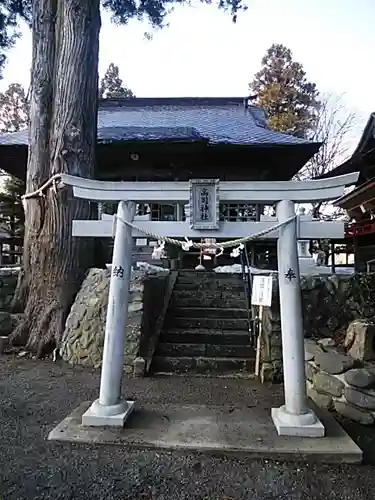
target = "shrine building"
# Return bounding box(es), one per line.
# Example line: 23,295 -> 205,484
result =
321,112 -> 375,272
0,97 -> 320,268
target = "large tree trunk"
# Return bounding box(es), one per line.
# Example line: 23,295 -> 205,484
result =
11,0 -> 57,317
10,0 -> 101,357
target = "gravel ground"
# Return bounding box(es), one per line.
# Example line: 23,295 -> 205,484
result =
1,357 -> 375,500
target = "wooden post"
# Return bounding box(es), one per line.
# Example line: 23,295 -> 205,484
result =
254,305 -> 263,377
331,242 -> 336,273
271,200 -> 324,437
82,201 -> 136,427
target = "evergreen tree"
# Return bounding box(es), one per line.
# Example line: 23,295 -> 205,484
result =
2,0 -> 247,356
249,44 -> 320,138
0,1 -> 32,78
0,82 -> 29,132
0,81 -> 28,262
99,63 -> 134,98
0,176 -> 25,263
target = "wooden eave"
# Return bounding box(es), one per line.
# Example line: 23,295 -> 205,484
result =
335,177 -> 375,217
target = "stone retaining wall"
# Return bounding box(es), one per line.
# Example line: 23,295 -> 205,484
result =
260,273 -> 375,382
60,267 -> 170,375
0,267 -> 24,339
305,330 -> 375,425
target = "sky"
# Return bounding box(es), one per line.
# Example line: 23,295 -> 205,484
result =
0,0 -> 374,147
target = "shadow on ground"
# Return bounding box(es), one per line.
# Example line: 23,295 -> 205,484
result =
337,415 -> 375,465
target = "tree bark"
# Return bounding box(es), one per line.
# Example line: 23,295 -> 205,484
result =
10,0 -> 101,357
11,0 -> 57,317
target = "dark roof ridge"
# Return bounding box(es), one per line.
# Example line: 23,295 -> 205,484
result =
98,96 -> 259,109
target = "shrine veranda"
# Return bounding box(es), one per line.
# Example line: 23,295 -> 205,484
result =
54,172 -> 358,437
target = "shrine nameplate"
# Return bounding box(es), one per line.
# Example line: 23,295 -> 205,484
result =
189,179 -> 220,230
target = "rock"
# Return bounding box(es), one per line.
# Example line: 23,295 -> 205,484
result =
133,357 -> 146,377
260,362 -> 274,384
307,381 -> 332,410
344,386 -> 375,410
304,339 -> 323,360
315,351 -> 355,374
345,320 -> 375,361
0,311 -> 12,336
344,368 -> 375,389
128,301 -> 143,313
313,372 -> 344,397
0,335 -> 7,354
271,360 -> 283,383
305,350 -> 314,362
305,361 -> 318,382
344,322 -> 356,349
10,313 -> 24,331
317,338 -> 336,348
270,345 -> 282,361
334,399 -> 374,425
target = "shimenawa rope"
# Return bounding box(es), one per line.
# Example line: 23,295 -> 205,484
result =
115,214 -> 296,251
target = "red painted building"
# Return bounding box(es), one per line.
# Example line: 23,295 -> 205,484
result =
323,112 -> 375,272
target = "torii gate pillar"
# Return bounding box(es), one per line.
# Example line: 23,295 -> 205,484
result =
82,201 -> 136,427
271,200 -> 324,437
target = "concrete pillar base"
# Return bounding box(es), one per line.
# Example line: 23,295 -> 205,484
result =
82,399 -> 135,427
271,405 -> 325,437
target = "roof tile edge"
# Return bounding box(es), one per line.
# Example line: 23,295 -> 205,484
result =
99,96 -> 254,108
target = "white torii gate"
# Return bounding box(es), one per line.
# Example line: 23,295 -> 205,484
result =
61,172 -> 358,437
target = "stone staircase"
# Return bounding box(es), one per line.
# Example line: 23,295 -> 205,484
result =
151,271 -> 255,376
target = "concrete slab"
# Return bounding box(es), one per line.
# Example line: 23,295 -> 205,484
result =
48,401 -> 362,464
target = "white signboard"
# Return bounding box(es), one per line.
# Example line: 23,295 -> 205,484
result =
251,275 -> 273,307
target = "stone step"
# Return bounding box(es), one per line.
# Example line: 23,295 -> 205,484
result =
175,273 -> 245,290
155,342 -> 254,358
176,274 -> 244,285
170,307 -> 249,319
178,271 -> 243,279
161,328 -> 252,346
156,342 -> 206,357
171,291 -> 247,309
151,356 -> 255,375
174,282 -> 245,293
168,317 -> 249,331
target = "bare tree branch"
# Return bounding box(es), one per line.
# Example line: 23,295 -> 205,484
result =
294,93 -> 356,220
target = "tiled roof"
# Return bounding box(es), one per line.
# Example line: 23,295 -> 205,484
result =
0,97 -> 314,147
97,126 -> 206,143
